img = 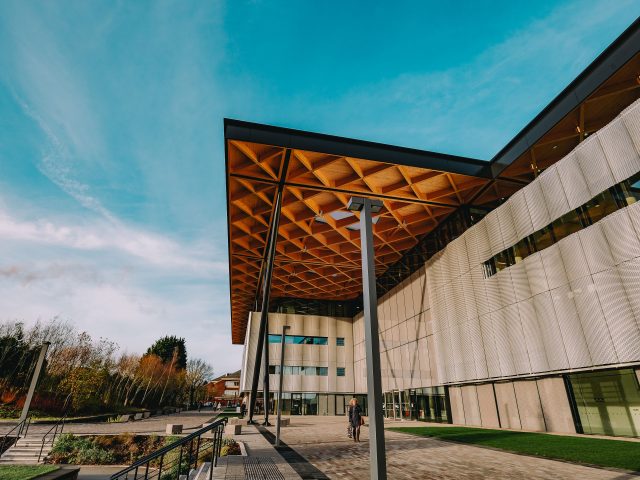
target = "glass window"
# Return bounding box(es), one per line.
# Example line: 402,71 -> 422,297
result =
583,189 -> 619,225
551,208 -> 584,242
513,236 -> 534,262
531,225 -> 554,252
483,258 -> 497,278
337,367 -> 346,377
313,337 -> 328,345
268,334 -> 282,343
317,367 -> 328,376
302,366 -> 315,376
336,337 -> 345,346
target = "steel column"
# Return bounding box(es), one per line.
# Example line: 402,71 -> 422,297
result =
262,320 -> 271,425
275,325 -> 290,447
248,149 -> 290,424
359,198 -> 387,480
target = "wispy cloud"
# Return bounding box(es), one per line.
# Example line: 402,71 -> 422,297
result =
305,0 -> 640,158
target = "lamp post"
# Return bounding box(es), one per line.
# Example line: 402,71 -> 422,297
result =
347,196 -> 387,480
20,342 -> 50,426
275,325 -> 290,447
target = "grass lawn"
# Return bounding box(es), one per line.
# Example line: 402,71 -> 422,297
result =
0,465 -> 58,480
389,426 -> 640,472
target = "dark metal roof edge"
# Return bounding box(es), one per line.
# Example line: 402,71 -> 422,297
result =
224,118 -> 491,179
490,16 -> 640,177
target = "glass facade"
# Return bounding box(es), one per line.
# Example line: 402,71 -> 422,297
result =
482,171 -> 640,278
268,365 -> 328,376
267,392 -> 368,416
268,334 -> 328,345
568,369 -> 640,438
383,387 -> 449,423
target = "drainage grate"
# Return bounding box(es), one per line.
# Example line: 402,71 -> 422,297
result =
244,457 -> 284,480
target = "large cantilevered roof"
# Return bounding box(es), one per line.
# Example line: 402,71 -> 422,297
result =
225,18 -> 640,344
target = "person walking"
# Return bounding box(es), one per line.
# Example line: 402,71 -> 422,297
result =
348,397 -> 363,443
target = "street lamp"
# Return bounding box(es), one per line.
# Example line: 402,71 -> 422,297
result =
347,196 -> 387,480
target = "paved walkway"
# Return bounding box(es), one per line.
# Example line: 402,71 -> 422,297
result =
0,409 -> 218,436
263,416 -> 638,480
214,424 -> 300,479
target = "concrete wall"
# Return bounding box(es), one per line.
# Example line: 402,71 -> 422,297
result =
240,312 -> 355,394
449,376 -> 576,434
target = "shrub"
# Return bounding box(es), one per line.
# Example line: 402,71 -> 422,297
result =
220,441 -> 241,456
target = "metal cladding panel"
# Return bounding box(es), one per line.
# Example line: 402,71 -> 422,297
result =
448,387 -> 465,424
602,208 -> 640,265
494,382 -> 521,429
477,383 -> 500,428
451,323 -> 467,382
504,303 -> 531,375
599,115 -> 640,183
444,246 -> 460,282
509,189 -> 535,240
492,309 -> 516,377
513,381 -> 545,432
593,268 -> 640,363
471,265 -> 490,316
575,134 -> 615,198
462,272 -> 479,321
396,280 -> 407,324
461,385 -> 482,426
557,234 -> 591,282
465,223 -> 482,266
533,291 -> 569,371
618,258 -> 640,329
452,236 -> 470,276
540,244 -> 569,290
517,298 -> 549,372
524,181 -> 551,231
484,275 -> 501,313
476,221 -> 493,263
570,275 -> 618,365
497,202 -> 518,248
458,320 -> 477,380
550,285 -> 592,368
510,262 -> 532,303
622,99 -> 640,154
579,224 -> 615,275
627,201 -> 640,240
468,316 -> 488,379
480,313 -> 500,378
557,152 -> 591,210
524,253 -> 549,297
538,165 -> 572,220
496,268 -> 516,307
452,277 -> 467,327
485,209 -> 505,256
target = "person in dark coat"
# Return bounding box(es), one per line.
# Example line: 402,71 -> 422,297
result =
348,397 -> 363,442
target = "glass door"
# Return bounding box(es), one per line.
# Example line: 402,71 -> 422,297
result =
291,393 -> 302,415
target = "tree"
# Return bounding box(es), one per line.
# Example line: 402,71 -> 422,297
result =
185,358 -> 213,406
145,336 -> 187,370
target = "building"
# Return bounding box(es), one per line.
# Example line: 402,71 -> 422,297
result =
225,19 -> 640,437
206,370 -> 241,405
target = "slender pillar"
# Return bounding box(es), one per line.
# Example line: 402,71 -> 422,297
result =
248,190 -> 282,423
275,325 -> 290,446
262,321 -> 271,425
359,197 -> 387,480
20,342 -> 50,424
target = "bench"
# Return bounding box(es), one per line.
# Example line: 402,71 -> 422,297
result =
166,424 -> 183,434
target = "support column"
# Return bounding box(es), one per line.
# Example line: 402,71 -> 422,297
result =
262,322 -> 271,425
248,149 -> 290,424
357,197 -> 387,480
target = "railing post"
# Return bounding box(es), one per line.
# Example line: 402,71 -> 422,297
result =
177,444 -> 184,479
194,436 -> 202,471
157,453 -> 164,479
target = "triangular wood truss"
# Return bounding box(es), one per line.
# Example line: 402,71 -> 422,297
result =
227,141 -> 493,343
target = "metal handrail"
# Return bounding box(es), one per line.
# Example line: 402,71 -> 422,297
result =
110,416 -> 228,480
0,417 -> 30,456
37,413 -> 67,462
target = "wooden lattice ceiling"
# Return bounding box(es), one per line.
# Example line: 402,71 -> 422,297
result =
226,139 -> 492,343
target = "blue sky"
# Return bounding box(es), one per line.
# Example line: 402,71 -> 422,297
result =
0,1 -> 638,374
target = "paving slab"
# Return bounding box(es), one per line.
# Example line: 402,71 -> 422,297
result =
263,415 -> 636,480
